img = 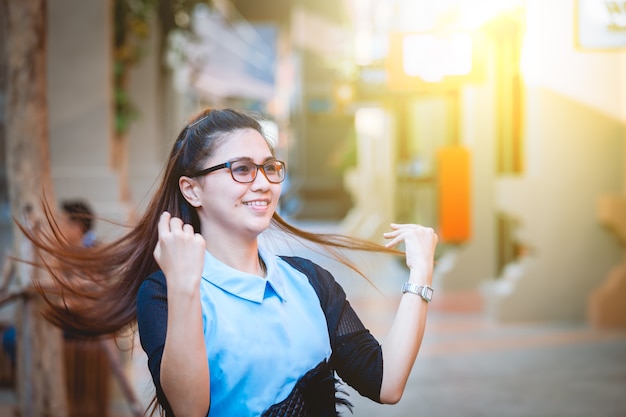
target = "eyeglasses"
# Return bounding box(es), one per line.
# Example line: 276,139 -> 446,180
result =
190,159 -> 286,184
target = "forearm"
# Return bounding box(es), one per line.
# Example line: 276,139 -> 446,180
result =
161,287 -> 210,417
380,269 -> 430,404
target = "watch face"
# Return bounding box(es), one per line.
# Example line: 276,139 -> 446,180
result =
423,287 -> 434,301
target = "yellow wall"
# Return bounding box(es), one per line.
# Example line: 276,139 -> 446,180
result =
485,0 -> 625,321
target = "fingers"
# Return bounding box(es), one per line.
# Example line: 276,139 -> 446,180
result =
158,211 -> 172,236
384,234 -> 402,249
389,223 -> 420,229
168,215 -> 184,233
383,223 -> 438,248
183,223 -> 195,234
153,212 -> 205,283
155,211 -> 200,257
158,211 -> 193,236
154,212 -> 171,259
385,223 -> 435,236
383,223 -> 438,273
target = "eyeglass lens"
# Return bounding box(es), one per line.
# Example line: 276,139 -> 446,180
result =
231,160 -> 285,183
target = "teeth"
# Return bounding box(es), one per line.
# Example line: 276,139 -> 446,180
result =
244,201 -> 268,206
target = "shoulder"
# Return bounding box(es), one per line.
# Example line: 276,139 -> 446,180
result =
279,256 -> 335,286
137,270 -> 167,305
136,271 -> 168,339
279,256 -> 346,306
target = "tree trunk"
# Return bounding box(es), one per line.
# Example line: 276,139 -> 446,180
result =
5,0 -> 68,415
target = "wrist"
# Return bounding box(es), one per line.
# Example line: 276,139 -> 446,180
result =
408,266 -> 432,283
401,282 -> 434,302
166,277 -> 201,297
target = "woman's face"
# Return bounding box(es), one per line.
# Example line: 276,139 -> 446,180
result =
191,128 -> 282,241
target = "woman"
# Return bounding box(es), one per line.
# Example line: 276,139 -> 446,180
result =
25,108 -> 437,417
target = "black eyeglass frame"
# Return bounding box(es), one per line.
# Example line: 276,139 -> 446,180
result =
189,159 -> 287,184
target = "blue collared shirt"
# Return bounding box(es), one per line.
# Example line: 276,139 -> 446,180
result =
199,247 -> 331,417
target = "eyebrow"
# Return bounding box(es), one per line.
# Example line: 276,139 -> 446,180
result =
229,156 -> 276,163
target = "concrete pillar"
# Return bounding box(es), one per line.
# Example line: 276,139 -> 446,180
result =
47,0 -> 129,236
126,15 -> 174,215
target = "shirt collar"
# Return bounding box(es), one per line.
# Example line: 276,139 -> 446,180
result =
201,247 -> 287,303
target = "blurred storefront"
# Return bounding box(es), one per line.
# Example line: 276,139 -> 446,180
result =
1,5 -> 625,415
343,0 -> 626,324
2,0 -> 625,334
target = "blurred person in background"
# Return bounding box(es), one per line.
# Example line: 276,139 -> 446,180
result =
60,199 -> 98,248
1,199 -> 97,366
21,107 -> 438,417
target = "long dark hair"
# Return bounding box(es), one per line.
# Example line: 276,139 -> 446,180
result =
21,107 -> 397,334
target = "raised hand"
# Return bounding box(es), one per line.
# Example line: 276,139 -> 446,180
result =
153,211 -> 206,293
383,223 -> 438,280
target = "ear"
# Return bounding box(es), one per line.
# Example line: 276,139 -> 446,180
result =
179,176 -> 202,207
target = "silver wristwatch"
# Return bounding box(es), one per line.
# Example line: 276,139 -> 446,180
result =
401,282 -> 434,302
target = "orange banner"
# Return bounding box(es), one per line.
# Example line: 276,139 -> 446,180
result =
438,146 -> 471,243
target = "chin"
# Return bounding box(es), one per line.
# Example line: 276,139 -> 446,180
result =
246,218 -> 273,236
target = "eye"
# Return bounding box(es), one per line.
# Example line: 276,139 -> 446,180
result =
232,162 -> 253,174
264,163 -> 278,174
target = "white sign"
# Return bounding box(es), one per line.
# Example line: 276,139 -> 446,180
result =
577,0 -> 626,49
402,33 -> 473,82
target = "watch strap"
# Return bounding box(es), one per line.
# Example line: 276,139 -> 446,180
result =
401,282 -> 434,302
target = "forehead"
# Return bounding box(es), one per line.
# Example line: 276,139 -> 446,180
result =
210,128 -> 272,161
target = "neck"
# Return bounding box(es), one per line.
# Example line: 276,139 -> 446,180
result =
205,237 -> 264,276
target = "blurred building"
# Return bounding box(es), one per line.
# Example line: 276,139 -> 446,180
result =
0,1 -> 625,414
340,0 -> 626,325
1,0 -> 625,331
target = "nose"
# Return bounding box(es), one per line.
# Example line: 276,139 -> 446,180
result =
250,166 -> 272,189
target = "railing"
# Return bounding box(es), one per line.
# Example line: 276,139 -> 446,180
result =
0,288 -> 144,417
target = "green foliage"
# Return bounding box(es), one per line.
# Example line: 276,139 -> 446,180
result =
114,63 -> 139,135
113,0 -> 157,136
113,0 -> 202,136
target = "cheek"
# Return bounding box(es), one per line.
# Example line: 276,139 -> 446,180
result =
204,178 -> 244,199
226,186 -> 252,207
273,185 -> 282,201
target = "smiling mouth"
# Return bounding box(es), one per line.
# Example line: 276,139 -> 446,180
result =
243,201 -> 269,207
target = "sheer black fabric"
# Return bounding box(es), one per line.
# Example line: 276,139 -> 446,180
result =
261,359 -> 351,417
280,256 -> 383,402
136,271 -> 177,416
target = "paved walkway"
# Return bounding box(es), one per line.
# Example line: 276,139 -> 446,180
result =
2,222 -> 626,416
344,309 -> 626,417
